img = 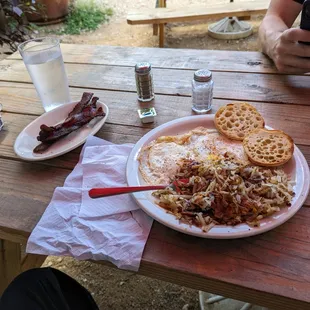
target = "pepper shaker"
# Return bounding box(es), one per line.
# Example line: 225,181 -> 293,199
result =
191,69 -> 214,113
135,62 -> 155,102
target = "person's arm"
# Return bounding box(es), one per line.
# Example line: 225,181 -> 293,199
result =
259,0 -> 310,73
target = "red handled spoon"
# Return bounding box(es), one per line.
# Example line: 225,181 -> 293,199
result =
89,185 -> 167,199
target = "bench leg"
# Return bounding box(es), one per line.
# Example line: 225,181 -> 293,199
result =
21,253 -> 47,273
0,239 -> 21,294
157,0 -> 166,7
0,239 -> 46,295
153,0 -> 166,36
153,24 -> 159,35
159,24 -> 165,47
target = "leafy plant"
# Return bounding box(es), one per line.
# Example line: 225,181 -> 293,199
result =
59,0 -> 113,35
0,0 -> 41,52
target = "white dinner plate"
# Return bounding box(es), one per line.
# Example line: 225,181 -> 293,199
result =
126,115 -> 310,239
14,101 -> 109,161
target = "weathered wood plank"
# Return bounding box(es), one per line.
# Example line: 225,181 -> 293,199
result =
1,60 -> 310,105
2,109 -> 310,160
1,83 -> 310,145
21,254 -> 46,272
0,155 -> 70,241
0,159 -> 69,242
140,219 -> 310,310
159,24 -> 165,48
127,1 -> 269,25
9,44 -> 278,74
0,162 -> 69,204
299,145 -> 310,167
0,229 -> 28,244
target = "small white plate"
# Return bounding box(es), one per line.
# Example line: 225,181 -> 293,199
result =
14,101 -> 109,161
126,115 -> 310,239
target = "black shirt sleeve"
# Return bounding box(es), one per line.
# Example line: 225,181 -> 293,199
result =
294,0 -> 304,4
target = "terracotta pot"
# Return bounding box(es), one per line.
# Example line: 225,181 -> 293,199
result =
27,0 -> 70,23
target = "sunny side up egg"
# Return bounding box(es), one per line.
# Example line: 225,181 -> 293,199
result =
138,127 -> 249,185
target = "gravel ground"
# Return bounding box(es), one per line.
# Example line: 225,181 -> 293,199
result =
43,257 -> 200,310
51,0 -> 266,50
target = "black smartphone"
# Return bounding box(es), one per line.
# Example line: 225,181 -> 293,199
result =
300,0 -> 310,44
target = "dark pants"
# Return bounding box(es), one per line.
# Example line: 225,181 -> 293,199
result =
0,268 -> 99,310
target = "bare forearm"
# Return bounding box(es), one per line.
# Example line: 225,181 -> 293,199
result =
257,0 -> 310,73
259,0 -> 302,61
259,15 -> 289,60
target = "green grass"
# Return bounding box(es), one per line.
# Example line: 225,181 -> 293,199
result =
59,0 -> 113,35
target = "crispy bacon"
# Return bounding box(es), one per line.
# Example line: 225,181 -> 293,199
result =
66,92 -> 94,120
33,93 -> 106,154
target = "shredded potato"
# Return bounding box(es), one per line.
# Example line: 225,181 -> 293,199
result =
152,153 -> 295,232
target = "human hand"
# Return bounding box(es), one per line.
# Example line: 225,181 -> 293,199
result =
272,28 -> 310,73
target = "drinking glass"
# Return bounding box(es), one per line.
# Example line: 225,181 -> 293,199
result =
18,37 -> 71,112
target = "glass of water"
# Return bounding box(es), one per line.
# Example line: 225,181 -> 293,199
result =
18,37 -> 71,112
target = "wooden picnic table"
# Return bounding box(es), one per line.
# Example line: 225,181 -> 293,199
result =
0,44 -> 310,309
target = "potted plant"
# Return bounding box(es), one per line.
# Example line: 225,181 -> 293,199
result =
26,0 -> 70,23
0,0 -> 36,52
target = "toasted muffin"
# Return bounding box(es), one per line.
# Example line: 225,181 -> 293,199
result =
215,102 -> 265,141
243,128 -> 294,167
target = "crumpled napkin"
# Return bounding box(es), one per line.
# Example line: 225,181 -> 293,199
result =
26,136 -> 153,271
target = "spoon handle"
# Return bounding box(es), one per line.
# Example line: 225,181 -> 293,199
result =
89,185 -> 167,198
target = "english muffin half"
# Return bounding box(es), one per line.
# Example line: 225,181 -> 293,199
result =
243,128 -> 294,167
215,102 -> 265,141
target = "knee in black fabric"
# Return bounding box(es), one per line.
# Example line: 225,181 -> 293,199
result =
0,267 -> 98,310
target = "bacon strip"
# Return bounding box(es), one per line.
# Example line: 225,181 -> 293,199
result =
33,93 -> 105,154
66,92 -> 93,120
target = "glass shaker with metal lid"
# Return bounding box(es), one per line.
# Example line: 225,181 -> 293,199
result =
135,62 -> 155,102
191,69 -> 214,113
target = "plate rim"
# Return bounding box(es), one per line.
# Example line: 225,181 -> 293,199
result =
126,114 -> 310,239
13,100 -> 109,161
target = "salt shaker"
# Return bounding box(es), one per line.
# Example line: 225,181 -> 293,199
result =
191,69 -> 214,113
135,62 -> 155,102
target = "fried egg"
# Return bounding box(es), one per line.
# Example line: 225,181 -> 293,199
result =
212,134 -> 248,163
147,142 -> 189,183
138,126 -> 249,184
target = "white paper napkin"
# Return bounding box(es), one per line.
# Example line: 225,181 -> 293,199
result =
80,144 -> 139,217
26,136 -> 153,271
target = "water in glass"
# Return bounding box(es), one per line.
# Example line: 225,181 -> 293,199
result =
19,38 -> 71,112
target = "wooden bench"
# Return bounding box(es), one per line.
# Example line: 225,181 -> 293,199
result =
127,0 -> 270,47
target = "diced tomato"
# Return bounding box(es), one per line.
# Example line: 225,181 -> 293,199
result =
172,180 -> 181,194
